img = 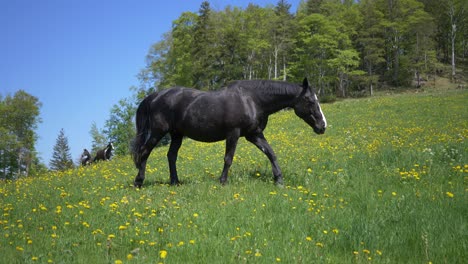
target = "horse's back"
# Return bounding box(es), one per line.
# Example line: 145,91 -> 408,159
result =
145,86 -> 259,141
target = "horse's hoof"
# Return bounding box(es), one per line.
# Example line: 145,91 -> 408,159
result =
274,178 -> 284,187
170,180 -> 180,186
134,182 -> 142,188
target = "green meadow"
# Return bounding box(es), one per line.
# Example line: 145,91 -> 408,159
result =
1,90 -> 467,263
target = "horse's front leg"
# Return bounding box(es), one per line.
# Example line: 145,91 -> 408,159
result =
219,130 -> 240,185
167,134 -> 183,185
246,133 -> 283,185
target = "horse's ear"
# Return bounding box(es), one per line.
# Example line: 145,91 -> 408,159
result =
302,78 -> 309,90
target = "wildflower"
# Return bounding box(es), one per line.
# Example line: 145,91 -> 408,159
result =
315,242 -> 324,247
119,225 -> 127,230
114,260 -> 123,264
446,192 -> 454,198
332,228 -> 339,234
159,250 -> 168,259
16,246 -> 24,251
392,192 -> 397,196
276,257 -> 281,262
127,254 -> 133,260
306,236 -> 312,241
376,250 -> 382,255
255,250 -> 262,257
189,240 -> 195,244
353,251 -> 359,255
193,213 -> 199,218
363,249 -> 371,254
32,256 -> 39,261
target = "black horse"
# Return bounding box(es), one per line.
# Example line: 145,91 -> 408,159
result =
93,142 -> 114,162
80,149 -> 92,166
132,78 -> 327,187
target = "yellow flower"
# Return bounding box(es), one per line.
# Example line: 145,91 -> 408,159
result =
306,236 -> 312,241
32,256 -> 38,261
446,192 -> 454,198
193,213 -> 199,218
315,242 -> 324,247
114,260 -> 123,264
159,250 -> 168,259
276,257 -> 281,262
127,254 -> 133,260
119,225 -> 127,230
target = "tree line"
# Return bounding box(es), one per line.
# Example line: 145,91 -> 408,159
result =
140,0 -> 467,98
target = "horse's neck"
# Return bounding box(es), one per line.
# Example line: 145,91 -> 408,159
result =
256,89 -> 301,114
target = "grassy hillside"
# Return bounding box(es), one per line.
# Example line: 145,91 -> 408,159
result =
1,90 -> 467,263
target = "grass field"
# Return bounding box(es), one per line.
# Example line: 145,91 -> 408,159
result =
1,89 -> 467,263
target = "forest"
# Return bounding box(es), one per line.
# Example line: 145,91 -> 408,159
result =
139,0 -> 468,98
1,0 -> 467,177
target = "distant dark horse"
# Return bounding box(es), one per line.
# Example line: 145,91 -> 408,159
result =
80,149 -> 92,166
93,142 -> 114,162
132,78 -> 327,187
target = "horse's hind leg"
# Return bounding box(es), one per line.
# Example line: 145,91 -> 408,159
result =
167,134 -> 183,185
133,134 -> 164,188
219,129 -> 240,185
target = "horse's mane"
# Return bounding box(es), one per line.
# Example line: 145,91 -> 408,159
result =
228,80 -> 300,96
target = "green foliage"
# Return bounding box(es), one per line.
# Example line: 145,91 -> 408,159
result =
1,90 -> 467,263
104,98 -> 136,156
138,0 -> 468,96
0,90 -> 42,179
49,128 -> 74,171
90,122 -> 107,155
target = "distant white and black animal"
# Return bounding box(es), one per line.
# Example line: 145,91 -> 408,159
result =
93,142 -> 114,162
80,148 -> 92,166
132,78 -> 327,187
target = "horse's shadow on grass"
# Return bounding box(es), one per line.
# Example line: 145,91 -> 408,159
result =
125,168 -> 289,189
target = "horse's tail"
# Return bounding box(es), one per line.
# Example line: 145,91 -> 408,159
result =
132,93 -> 157,167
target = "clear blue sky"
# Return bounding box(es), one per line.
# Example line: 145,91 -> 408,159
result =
1,0 -> 299,166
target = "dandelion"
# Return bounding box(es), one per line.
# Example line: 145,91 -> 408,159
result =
193,213 -> 199,218
189,240 -> 195,244
306,236 -> 312,241
363,249 -> 371,254
127,254 -> 133,260
392,192 -> 397,196
276,257 -> 281,262
159,250 -> 168,259
118,225 -> 127,230
114,260 -> 123,264
332,228 -> 339,234
315,242 -> 324,247
446,192 -> 454,198
32,256 -> 39,261
16,246 -> 24,251
255,250 -> 262,257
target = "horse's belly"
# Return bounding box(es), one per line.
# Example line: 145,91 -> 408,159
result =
183,127 -> 226,142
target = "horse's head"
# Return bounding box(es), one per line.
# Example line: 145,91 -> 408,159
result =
108,142 -> 114,150
293,78 -> 327,135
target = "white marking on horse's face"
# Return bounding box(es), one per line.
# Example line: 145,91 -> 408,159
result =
314,94 -> 327,128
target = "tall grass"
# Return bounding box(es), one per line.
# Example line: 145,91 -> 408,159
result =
1,90 -> 467,263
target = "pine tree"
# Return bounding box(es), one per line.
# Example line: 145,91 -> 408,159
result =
49,128 -> 74,171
